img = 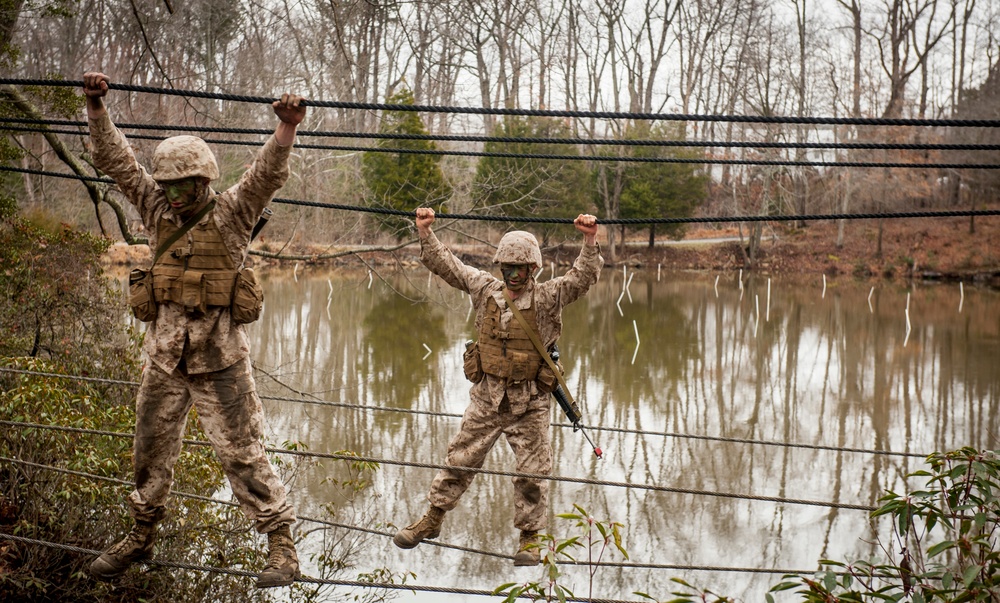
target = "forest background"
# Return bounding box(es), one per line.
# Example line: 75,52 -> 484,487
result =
1,0 -> 999,277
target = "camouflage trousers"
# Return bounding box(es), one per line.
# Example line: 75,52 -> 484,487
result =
128,356 -> 296,534
428,391 -> 553,532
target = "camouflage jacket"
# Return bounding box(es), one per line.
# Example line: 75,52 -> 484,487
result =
89,112 -> 292,374
420,230 -> 603,412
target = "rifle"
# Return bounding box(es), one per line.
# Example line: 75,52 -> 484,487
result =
549,345 -> 603,459
251,207 -> 273,241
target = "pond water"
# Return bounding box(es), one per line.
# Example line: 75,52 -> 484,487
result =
242,265 -> 1000,602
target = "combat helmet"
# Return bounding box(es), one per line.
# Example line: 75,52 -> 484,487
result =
151,135 -> 220,182
493,231 -> 542,267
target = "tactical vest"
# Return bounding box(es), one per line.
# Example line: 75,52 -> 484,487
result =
477,291 -> 544,382
151,211 -> 238,313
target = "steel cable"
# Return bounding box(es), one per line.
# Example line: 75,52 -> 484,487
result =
0,367 -> 930,459
0,455 -> 823,575
0,418 -> 876,511
0,534 -> 649,601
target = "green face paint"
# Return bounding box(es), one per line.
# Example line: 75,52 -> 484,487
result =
501,263 -> 532,291
160,178 -> 200,213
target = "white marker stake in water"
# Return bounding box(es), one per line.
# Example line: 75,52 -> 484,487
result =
766,278 -> 771,322
904,292 -> 912,347
625,272 -> 634,304
959,282 -> 965,314
367,270 -> 373,289
754,294 -> 760,337
631,320 -> 640,365
714,275 -> 720,298
327,279 -> 333,318
822,274 -> 827,299
868,287 -> 875,313
422,343 -> 433,360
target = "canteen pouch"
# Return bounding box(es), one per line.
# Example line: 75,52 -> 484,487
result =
128,268 -> 157,322
463,340 -> 484,383
231,267 -> 264,324
181,270 -> 206,314
535,359 -> 563,394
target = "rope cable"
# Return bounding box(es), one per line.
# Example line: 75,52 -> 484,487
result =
6,122 -> 998,168
5,78 -> 1000,127
3,165 -> 1000,225
6,116 -> 1000,151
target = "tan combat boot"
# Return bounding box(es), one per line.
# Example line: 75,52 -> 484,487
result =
256,524 -> 300,588
392,506 -> 445,549
89,520 -> 157,580
513,530 -> 541,566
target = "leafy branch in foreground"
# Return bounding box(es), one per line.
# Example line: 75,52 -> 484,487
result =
653,448 -> 1000,603
780,447 -> 1000,603
527,449 -> 1000,603
495,504 -> 628,603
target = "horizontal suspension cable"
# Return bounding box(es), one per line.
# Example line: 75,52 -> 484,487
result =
0,455 -> 509,561
0,367 -> 931,459
4,533 -> 818,599
4,165 -> 1000,225
6,122 -> 996,169
0,418 -> 876,511
0,534 -> 645,602
0,456 -> 821,575
6,117 -> 1000,151
4,78 -> 1000,128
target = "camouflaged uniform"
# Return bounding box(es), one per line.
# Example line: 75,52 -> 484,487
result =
419,230 -> 602,532
89,113 -> 296,534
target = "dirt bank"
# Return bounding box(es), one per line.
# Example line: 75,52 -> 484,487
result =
100,213 -> 1000,287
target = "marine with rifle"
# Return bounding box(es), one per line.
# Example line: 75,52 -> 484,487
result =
393,207 -> 603,565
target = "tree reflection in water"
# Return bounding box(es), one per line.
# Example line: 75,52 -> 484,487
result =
251,267 -> 1000,601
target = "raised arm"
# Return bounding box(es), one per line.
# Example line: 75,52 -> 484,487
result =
417,207 -> 496,296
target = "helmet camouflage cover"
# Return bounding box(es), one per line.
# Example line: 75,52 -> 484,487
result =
493,231 -> 542,267
152,135 -> 220,182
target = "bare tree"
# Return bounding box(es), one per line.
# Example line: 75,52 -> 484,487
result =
872,0 -> 953,118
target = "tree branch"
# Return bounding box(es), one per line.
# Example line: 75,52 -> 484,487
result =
0,85 -> 140,243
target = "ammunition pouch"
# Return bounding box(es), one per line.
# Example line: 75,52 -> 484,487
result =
181,270 -> 207,313
535,358 -> 563,394
230,267 -> 264,324
128,268 -> 157,322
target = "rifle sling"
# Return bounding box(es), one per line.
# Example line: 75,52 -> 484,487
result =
150,198 -> 217,265
501,288 -> 575,406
